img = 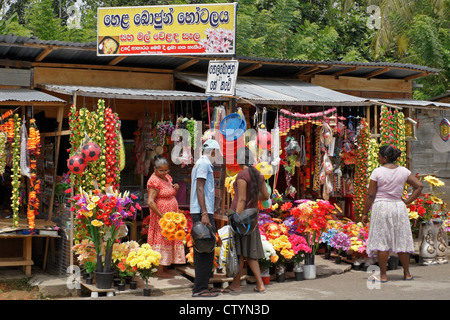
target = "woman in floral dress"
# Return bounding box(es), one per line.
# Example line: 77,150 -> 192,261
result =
147,156 -> 186,278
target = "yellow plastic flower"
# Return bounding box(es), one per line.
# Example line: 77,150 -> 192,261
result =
424,176 -> 445,187
91,219 -> 103,227
87,203 -> 96,211
430,196 -> 443,204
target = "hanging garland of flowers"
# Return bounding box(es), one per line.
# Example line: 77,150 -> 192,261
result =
27,119 -> 41,230
11,114 -> 21,228
105,107 -> 121,189
68,105 -> 88,190
395,110 -> 406,166
379,106 -> 406,166
68,100 -> 114,192
367,138 -> 379,175
353,118 -> 370,218
90,100 -> 107,192
0,131 -> 6,176
312,126 -> 321,192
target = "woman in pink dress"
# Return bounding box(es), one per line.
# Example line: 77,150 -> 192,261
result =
147,155 -> 186,278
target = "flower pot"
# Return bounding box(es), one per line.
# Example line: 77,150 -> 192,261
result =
262,276 -> 270,285
85,276 -> 93,285
95,271 -> 115,289
304,253 -> 315,265
113,278 -> 121,286
294,271 -> 304,281
387,256 -> 399,270
324,251 -> 331,259
335,256 -> 341,264
129,281 -> 137,290
143,288 -> 151,296
118,283 -> 125,291
303,264 -> 316,280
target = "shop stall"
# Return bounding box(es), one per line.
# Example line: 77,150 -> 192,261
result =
0,90 -> 66,275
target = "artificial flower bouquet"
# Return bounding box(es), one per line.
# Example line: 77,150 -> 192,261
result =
159,211 -> 188,241
259,235 -> 278,270
126,243 -> 161,289
70,187 -> 140,273
288,234 -> 311,264
290,199 -> 335,256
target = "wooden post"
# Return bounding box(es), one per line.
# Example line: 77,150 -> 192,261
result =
47,104 -> 64,222
69,93 -> 77,272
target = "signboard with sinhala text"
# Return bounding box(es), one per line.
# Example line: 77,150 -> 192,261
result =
205,60 -> 239,95
97,2 -> 237,56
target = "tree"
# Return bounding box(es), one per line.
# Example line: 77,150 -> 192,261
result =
24,0 -> 64,40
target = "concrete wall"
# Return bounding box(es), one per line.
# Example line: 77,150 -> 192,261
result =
410,108 -> 450,201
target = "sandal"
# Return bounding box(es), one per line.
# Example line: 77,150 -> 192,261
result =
253,287 -> 266,294
367,275 -> 388,283
192,289 -> 219,298
222,286 -> 241,294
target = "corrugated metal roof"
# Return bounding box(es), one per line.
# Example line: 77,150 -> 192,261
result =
370,98 -> 450,109
0,34 -> 440,80
0,89 -> 65,103
175,74 -> 371,106
40,84 -> 225,101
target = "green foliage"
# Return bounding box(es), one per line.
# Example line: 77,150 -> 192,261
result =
0,13 -> 32,36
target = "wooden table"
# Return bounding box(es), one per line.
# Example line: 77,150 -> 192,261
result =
0,234 -> 60,276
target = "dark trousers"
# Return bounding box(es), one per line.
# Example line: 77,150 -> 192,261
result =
191,213 -> 216,293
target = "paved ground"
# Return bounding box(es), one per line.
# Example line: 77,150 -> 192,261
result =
50,255 -> 450,301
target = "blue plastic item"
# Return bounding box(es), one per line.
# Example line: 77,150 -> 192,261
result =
219,113 -> 246,141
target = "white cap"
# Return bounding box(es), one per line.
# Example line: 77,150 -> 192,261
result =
202,139 -> 223,156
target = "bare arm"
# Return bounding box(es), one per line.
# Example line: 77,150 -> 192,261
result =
147,188 -> 162,218
196,178 -> 211,226
235,179 -> 247,214
362,180 -> 377,223
404,174 -> 423,205
258,181 -> 270,202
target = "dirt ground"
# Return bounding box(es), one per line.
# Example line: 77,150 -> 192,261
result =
0,279 -> 41,300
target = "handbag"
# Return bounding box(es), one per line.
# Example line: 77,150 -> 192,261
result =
225,229 -> 240,278
228,208 -> 259,236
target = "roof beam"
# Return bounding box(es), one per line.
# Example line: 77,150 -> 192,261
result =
35,46 -> 54,62
239,63 -> 262,76
332,66 -> 358,78
403,72 -> 428,81
175,58 -> 199,71
108,56 -> 127,66
304,65 -> 333,75
366,67 -> 390,79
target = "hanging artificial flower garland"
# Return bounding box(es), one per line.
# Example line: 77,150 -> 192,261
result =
367,138 -> 379,175
395,111 -> 406,166
11,113 -> 21,228
27,119 -> 41,230
353,118 -> 370,218
105,107 -> 121,189
68,100 -> 123,192
0,131 -> 6,177
379,106 -> 406,166
90,100 -> 107,192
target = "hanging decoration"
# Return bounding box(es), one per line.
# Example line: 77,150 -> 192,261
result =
0,131 -> 6,176
279,108 -> 338,136
11,113 -> 21,228
27,119 -> 41,230
105,107 -> 121,189
395,111 -> 406,166
20,120 -> 30,178
68,99 -> 118,192
379,106 -> 406,166
367,138 -> 379,176
353,118 -> 370,218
